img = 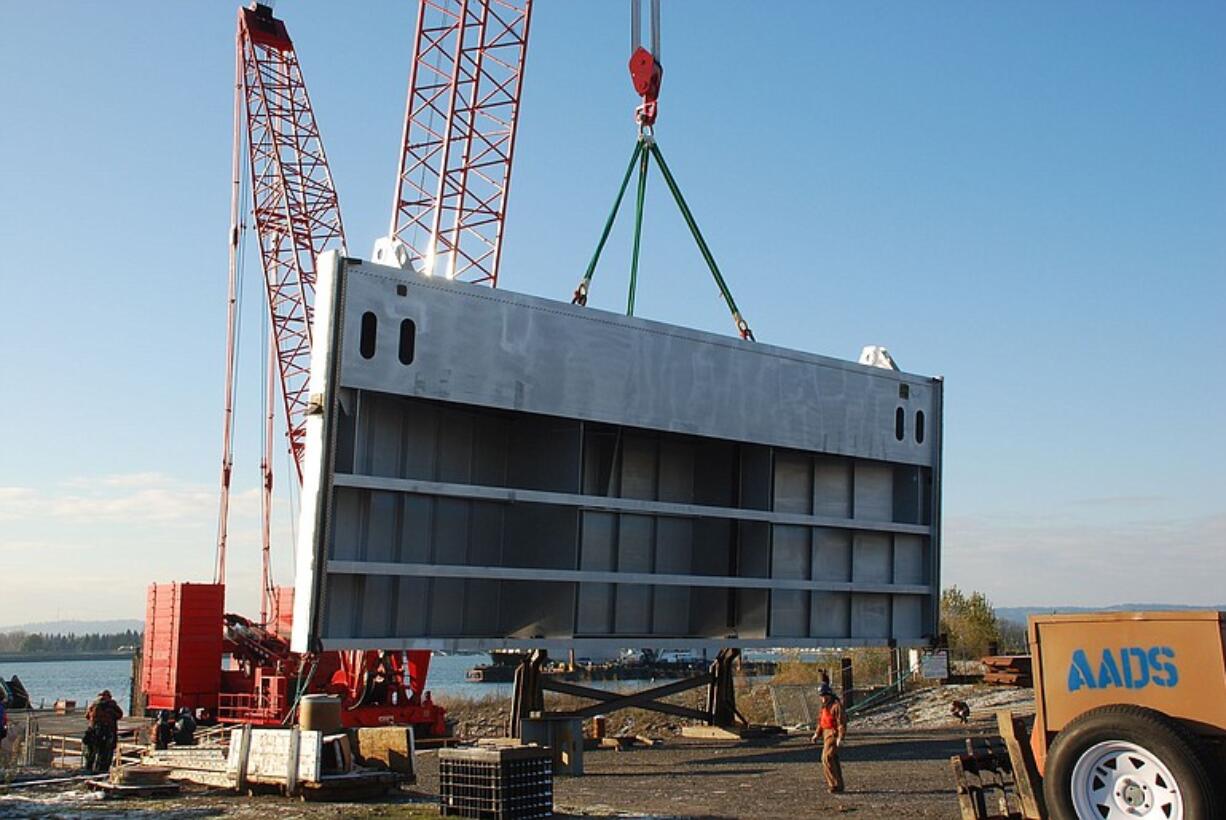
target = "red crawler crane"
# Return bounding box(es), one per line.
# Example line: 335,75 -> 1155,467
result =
141,3 -> 445,735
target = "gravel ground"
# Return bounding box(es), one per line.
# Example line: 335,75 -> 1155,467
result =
415,729 -> 990,818
0,684 -> 1032,818
853,684 -> 1033,730
2,727 -> 984,819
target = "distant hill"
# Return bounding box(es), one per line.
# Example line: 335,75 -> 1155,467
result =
0,619 -> 144,635
996,603 -> 1224,625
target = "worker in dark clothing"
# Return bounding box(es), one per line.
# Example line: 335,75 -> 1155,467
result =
950,700 -> 971,724
84,689 -> 124,772
364,651 -> 397,705
810,683 -> 848,794
173,707 -> 197,746
0,693 -> 8,742
154,710 -> 174,750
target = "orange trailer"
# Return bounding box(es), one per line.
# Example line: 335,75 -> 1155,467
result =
1028,610 -> 1226,819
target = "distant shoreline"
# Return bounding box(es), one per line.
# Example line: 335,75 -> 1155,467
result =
0,651 -> 134,664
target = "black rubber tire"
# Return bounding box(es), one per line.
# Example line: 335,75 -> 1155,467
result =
1043,704 -> 1222,820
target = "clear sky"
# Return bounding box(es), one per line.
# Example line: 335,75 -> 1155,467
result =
1,2 -> 1223,626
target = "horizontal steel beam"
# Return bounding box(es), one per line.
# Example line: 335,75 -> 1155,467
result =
331,473 -> 933,536
317,636 -> 935,652
325,560 -> 933,596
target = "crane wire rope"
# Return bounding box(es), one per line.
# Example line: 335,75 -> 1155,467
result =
215,134 -> 251,573
259,266 -> 277,626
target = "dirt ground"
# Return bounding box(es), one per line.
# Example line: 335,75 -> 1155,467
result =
430,729 -> 983,818
0,684 -> 1032,818
0,726 -> 995,819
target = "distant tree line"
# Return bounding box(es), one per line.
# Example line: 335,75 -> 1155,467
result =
939,587 -> 1028,659
0,630 -> 142,654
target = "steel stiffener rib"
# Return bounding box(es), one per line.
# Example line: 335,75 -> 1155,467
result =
330,474 -> 932,535
326,562 -> 931,596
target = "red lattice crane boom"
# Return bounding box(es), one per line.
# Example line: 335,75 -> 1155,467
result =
217,3 -> 346,585
238,4 -> 346,476
373,0 -> 532,286
197,3 -> 444,735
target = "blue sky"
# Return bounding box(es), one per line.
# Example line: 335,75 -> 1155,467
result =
1,2 -> 1223,625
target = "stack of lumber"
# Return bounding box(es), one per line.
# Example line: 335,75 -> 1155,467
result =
110,765 -> 171,786
140,746 -> 232,787
90,765 -> 180,800
949,712 -> 1044,820
981,655 -> 1032,687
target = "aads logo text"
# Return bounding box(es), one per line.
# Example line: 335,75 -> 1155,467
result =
1067,646 -> 1178,692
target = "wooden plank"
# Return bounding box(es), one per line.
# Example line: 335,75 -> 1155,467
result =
996,711 -> 1046,820
950,756 -> 982,820
983,737 -> 1019,819
286,726 -> 301,797
964,753 -> 991,819
680,725 -> 742,740
351,727 -> 416,778
234,725 -> 252,793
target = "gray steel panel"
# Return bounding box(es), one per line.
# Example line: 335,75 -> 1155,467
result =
851,594 -> 891,639
812,528 -> 852,583
893,534 -> 926,586
336,262 -> 938,466
810,592 -> 851,639
853,463 -> 894,522
852,532 -> 892,584
291,255 -> 943,652
813,457 -> 853,518
892,595 -> 924,639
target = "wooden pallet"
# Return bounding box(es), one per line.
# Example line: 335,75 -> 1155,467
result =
950,711 -> 1046,820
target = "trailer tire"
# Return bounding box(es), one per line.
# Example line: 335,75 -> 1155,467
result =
1043,704 -> 1220,820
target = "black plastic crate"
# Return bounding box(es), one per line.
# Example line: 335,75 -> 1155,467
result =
439,746 -> 553,819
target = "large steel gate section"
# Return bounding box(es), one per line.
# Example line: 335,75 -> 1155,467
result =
292,254 -> 943,653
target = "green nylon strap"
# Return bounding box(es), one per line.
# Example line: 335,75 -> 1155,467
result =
627,146 -> 650,316
576,135 -> 755,340
580,140 -> 643,296
648,141 -> 753,338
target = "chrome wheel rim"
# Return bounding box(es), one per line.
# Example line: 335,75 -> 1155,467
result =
1070,740 -> 1183,819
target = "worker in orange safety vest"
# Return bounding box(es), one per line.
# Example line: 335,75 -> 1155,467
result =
810,682 -> 847,793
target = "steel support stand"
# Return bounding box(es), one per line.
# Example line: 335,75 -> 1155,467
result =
705,648 -> 746,727
507,647 -> 745,731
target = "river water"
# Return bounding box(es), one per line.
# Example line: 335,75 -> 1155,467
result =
0,654 -> 649,708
